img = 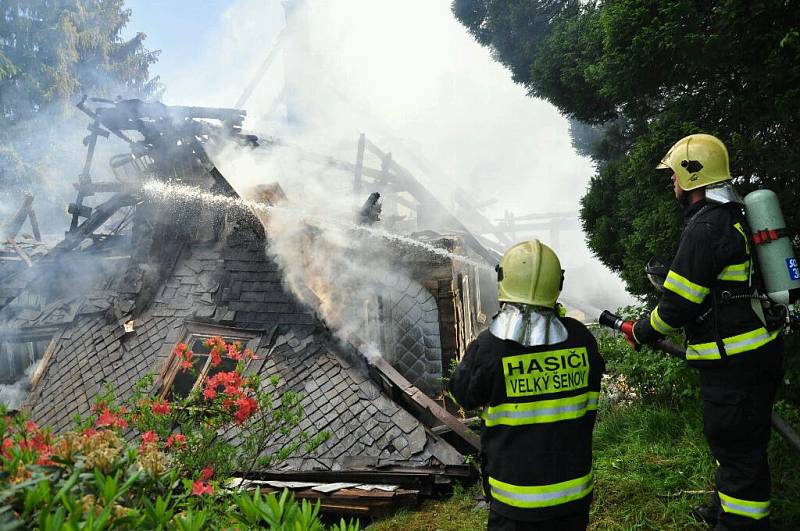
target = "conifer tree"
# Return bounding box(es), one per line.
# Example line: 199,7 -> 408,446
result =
0,0 -> 159,221
453,0 -> 800,296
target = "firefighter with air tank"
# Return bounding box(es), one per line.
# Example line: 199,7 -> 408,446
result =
449,240 -> 605,531
618,134 -> 796,530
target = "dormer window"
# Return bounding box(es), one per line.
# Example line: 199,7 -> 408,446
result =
158,324 -> 260,400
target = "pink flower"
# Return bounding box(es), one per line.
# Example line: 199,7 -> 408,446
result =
199,466 -> 214,481
233,396 -> 258,424
192,480 -> 213,496
226,344 -> 242,361
95,408 -> 127,430
95,410 -> 115,427
140,431 -> 158,450
165,433 -> 186,449
203,387 -> 217,400
176,345 -> 194,372
151,399 -> 171,416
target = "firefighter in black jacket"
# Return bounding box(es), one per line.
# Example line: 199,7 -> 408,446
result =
621,134 -> 784,530
449,240 -> 605,531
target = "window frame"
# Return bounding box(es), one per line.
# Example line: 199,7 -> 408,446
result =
0,326 -> 60,388
157,322 -> 261,400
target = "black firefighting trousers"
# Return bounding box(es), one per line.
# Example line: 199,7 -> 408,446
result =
699,338 -> 784,531
488,510 -> 589,531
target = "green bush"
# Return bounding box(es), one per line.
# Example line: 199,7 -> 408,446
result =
595,328 -> 699,406
778,332 -> 800,407
596,304 -> 800,409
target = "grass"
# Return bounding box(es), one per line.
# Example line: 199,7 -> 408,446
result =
589,403 -> 713,530
367,482 -> 487,531
367,400 -> 800,530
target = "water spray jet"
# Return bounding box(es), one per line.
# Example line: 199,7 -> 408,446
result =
142,180 -> 495,271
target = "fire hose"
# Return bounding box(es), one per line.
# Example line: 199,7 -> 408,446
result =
599,310 -> 800,456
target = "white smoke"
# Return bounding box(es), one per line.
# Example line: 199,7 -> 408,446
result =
211,142 -> 462,347
0,361 -> 39,411
129,0 -> 637,323
0,110 -> 133,238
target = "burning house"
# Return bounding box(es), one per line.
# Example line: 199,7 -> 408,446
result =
0,98 -> 500,514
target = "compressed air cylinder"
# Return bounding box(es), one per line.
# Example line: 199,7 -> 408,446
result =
744,189 -> 800,304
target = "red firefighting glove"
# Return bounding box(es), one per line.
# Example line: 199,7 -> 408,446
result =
619,320 -> 641,351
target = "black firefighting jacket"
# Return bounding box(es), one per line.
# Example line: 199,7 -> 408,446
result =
449,318 -> 604,522
634,199 -> 780,367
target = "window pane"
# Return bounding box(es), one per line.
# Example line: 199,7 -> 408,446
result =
168,354 -> 208,400
208,357 -> 237,378
0,339 -> 50,384
190,337 -> 212,355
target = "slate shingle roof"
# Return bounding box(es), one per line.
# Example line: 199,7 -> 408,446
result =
0,238 -> 129,331
16,211 -> 465,470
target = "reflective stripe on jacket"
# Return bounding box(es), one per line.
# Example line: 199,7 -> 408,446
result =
634,201 -> 779,367
483,391 -> 600,427
448,321 -> 604,522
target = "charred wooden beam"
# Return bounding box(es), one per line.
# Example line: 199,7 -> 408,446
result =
28,208 -> 41,242
9,240 -> 32,267
92,99 -> 246,132
67,203 -> 92,220
366,356 -> 481,454
241,484 -> 418,519
358,193 -> 382,225
72,182 -> 126,196
364,139 -> 500,265
353,133 -> 366,194
1,194 -> 34,241
76,97 -> 135,146
54,193 -> 138,255
234,25 -> 288,109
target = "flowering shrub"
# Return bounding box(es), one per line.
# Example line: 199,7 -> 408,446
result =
0,337 -> 353,530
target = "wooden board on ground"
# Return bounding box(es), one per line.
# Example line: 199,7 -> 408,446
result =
257,485 -> 419,518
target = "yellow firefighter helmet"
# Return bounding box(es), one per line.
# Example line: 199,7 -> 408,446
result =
657,133 -> 732,191
497,240 -> 563,308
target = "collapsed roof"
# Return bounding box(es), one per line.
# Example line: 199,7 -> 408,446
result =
0,98 -> 482,513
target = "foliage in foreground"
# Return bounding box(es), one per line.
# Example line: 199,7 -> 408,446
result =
0,337 -> 353,530
596,306 -> 800,417
596,327 -> 699,406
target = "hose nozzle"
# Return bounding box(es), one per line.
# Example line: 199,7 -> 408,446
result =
599,310 -> 624,331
